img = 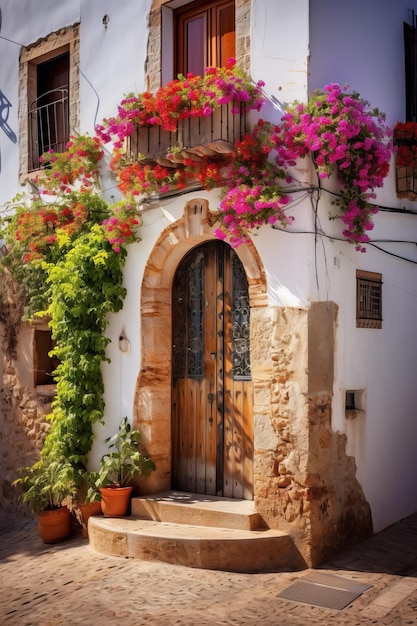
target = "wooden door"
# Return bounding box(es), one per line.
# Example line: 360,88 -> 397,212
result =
172,240 -> 253,499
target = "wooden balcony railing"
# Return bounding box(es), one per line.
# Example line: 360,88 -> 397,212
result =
127,101 -> 248,165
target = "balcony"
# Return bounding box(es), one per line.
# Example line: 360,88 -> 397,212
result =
28,88 -> 69,172
127,101 -> 247,168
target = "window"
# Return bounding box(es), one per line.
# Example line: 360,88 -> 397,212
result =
174,0 -> 235,77
19,25 -> 79,178
356,270 -> 382,329
404,20 -> 417,122
34,329 -> 58,386
345,389 -> 366,418
29,53 -> 70,170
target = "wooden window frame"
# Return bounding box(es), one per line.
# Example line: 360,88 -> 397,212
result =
174,0 -> 235,77
356,270 -> 383,329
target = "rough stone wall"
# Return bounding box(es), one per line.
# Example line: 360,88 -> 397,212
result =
0,321 -> 52,514
253,302 -> 372,566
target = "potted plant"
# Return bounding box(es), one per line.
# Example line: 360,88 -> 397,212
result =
74,471 -> 102,537
13,459 -> 77,543
95,417 -> 156,517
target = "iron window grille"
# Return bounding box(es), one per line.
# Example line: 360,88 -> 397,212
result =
28,87 -> 69,172
356,270 -> 382,329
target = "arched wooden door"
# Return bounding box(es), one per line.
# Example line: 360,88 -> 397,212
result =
172,240 -> 253,499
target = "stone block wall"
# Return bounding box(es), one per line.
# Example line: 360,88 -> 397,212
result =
253,302 -> 372,566
0,321 -> 52,514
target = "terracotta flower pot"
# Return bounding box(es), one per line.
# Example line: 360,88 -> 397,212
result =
37,506 -> 72,544
78,501 -> 103,537
99,485 -> 133,517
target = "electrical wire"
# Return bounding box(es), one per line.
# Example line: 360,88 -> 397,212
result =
271,224 -> 417,265
75,62 -> 101,128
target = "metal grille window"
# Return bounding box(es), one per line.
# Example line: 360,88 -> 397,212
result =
356,270 -> 382,329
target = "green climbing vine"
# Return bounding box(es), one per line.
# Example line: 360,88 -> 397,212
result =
0,135 -> 140,498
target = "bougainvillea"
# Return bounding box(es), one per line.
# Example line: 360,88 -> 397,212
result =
37,135 -> 104,192
272,83 -> 392,251
97,73 -> 391,251
214,120 -> 293,246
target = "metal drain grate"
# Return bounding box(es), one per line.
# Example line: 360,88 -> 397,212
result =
277,572 -> 372,610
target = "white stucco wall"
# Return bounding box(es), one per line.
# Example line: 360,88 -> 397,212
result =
249,0 -> 417,531
0,1 -> 80,206
306,0 -> 417,531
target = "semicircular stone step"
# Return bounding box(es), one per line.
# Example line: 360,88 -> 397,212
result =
88,516 -> 302,573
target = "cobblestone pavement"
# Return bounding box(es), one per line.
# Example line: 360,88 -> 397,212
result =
1,509 -> 417,626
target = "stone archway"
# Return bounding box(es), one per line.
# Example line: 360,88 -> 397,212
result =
132,199 -> 268,496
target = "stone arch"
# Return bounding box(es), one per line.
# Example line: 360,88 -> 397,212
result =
133,198 -> 268,494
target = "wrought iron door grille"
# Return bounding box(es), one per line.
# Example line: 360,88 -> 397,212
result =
231,253 -> 251,379
356,270 -> 382,329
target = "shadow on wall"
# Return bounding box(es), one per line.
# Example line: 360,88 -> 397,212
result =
0,89 -> 18,173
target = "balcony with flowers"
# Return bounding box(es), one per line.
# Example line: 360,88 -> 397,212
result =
393,122 -> 417,199
95,59 -> 265,198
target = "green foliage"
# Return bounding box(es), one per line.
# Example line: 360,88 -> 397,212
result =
13,459 -> 78,513
1,135 -> 141,503
40,225 -> 128,469
96,417 -> 156,488
77,471 -> 102,504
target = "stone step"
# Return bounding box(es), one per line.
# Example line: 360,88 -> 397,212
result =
131,490 -> 265,531
88,516 -> 298,573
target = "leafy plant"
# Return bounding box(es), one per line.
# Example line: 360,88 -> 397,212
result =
77,471 -> 102,504
37,224 -> 128,470
96,417 -> 156,488
13,460 -> 77,513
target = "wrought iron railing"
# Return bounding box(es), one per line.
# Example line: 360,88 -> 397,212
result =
28,88 -> 69,171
